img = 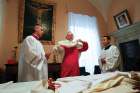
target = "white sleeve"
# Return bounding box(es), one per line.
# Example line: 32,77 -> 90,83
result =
98,56 -> 103,71
23,37 -> 41,66
106,46 -> 120,70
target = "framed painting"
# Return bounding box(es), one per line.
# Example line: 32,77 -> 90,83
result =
113,9 -> 132,29
18,0 -> 56,44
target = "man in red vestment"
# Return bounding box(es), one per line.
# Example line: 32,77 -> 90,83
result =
59,32 -> 88,77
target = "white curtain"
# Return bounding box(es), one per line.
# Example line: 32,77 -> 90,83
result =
68,12 -> 101,74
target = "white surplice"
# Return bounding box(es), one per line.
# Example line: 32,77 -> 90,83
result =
99,45 -> 120,73
18,36 -> 48,82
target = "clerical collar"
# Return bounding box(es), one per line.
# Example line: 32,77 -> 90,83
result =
104,45 -> 111,50
32,34 -> 39,40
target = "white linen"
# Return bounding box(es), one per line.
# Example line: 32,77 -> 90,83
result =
0,81 -> 54,93
99,45 -> 120,72
18,36 -> 48,82
31,80 -> 54,93
57,40 -> 77,47
57,40 -> 83,49
0,81 -> 38,93
55,72 -> 118,93
55,80 -> 90,93
0,71 -> 139,93
55,71 -> 135,93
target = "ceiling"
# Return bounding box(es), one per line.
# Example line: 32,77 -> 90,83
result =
88,0 -> 112,21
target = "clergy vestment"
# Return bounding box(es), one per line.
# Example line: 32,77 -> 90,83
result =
58,40 -> 88,77
99,45 -> 120,73
18,35 -> 48,82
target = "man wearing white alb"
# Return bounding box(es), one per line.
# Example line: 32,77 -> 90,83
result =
99,36 -> 120,73
18,24 -> 48,82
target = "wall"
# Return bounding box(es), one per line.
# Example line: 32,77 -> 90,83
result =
0,0 -> 107,69
0,0 -> 6,69
110,22 -> 140,44
0,0 -> 18,69
107,0 -> 140,33
88,0 -> 112,22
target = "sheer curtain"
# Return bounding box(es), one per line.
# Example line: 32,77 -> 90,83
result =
68,12 -> 101,74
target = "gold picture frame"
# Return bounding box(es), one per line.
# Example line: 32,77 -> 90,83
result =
113,9 -> 132,29
18,0 -> 56,44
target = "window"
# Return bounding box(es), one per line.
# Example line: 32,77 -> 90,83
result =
68,12 -> 101,74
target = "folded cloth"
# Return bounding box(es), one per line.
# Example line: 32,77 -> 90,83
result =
58,40 -> 77,47
88,75 -> 125,92
52,44 -> 65,63
0,81 -> 14,89
31,80 -> 54,93
56,80 -> 91,93
0,81 -> 39,93
84,71 -> 140,93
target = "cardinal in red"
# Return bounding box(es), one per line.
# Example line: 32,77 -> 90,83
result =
58,32 -> 88,77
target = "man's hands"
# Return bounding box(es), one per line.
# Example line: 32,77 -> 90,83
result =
101,58 -> 106,64
77,39 -> 83,42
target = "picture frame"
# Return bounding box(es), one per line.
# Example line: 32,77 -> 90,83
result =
113,9 -> 132,29
18,0 -> 56,44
